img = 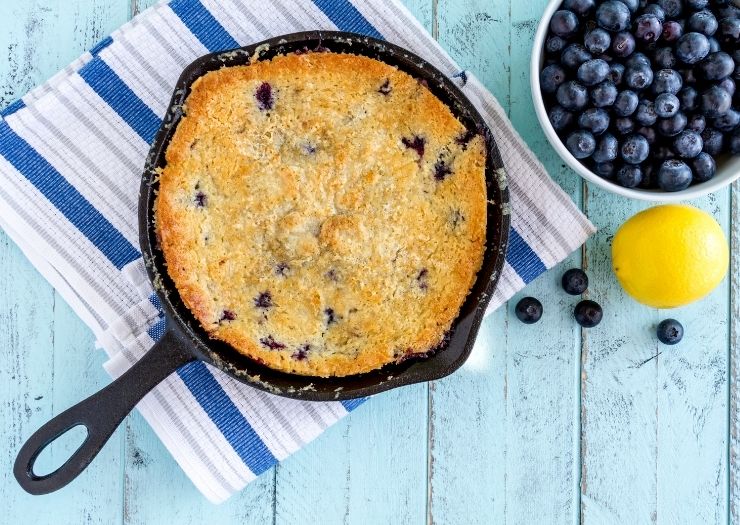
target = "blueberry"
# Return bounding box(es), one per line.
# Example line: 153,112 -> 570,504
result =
194,191 -> 207,207
701,128 -> 725,155
654,93 -> 680,117
673,130 -> 703,158
596,0 -> 631,31
616,164 -> 643,187
626,64 -> 654,90
616,116 -> 637,134
219,310 -> 237,322
595,161 -> 617,178
636,125 -> 657,144
578,59 -> 610,85
608,63 -> 626,84
611,31 -> 636,57
657,159 -> 693,191
657,319 -> 683,345
557,81 -> 589,110
657,112 -> 688,136
585,29 -> 612,54
574,300 -> 603,328
652,69 -> 683,94
254,291 -> 273,309
255,82 -> 274,110
566,130 -> 597,158
701,85 -> 732,117
563,0 -> 595,16
719,17 -> 740,44
515,297 -> 543,324
676,32 -> 710,64
562,44 -> 593,69
718,6 -> 740,19
635,14 -> 663,43
686,0 -> 709,9
661,20 -> 683,42
619,0 -> 639,13
687,113 -> 706,133
562,268 -> 589,295
548,105 -> 575,130
657,0 -> 682,18
260,335 -> 286,350
591,81 -> 619,107
653,47 -> 677,69
691,152 -> 716,182
688,10 -> 718,36
580,108 -> 612,135
718,77 -> 736,96
708,36 -> 721,52
402,135 -> 426,157
626,52 -> 651,69
699,52 -> 735,80
541,64 -> 567,93
550,10 -> 580,37
593,133 -> 619,162
621,133 -> 650,163
635,99 -> 658,125
678,86 -> 699,111
546,35 -> 567,55
643,4 -> 666,22
433,160 -> 453,181
614,90 -> 639,116
713,109 -> 740,132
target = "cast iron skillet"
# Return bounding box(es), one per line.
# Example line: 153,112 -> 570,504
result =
14,31 -> 510,496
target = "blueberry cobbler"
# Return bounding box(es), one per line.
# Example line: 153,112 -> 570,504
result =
156,51 -> 487,377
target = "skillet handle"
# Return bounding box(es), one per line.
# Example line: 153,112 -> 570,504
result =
14,327 -> 195,495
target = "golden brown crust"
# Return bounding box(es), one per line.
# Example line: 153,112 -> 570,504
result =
156,52 -> 487,377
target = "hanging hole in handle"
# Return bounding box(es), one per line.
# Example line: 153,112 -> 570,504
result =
29,424 -> 89,478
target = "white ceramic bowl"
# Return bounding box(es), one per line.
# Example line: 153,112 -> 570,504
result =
530,0 -> 740,202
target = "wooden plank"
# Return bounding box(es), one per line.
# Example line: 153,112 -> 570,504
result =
0,1 -> 129,523
430,0 -> 585,523
429,1 -> 510,524
731,179 -> 739,525
122,411 -> 276,524
581,187 -> 730,525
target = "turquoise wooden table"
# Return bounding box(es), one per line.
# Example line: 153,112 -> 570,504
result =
0,1 -> 737,523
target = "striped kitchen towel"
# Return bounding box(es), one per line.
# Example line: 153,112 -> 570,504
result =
0,0 -> 595,503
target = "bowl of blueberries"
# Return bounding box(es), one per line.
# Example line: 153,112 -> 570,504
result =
532,0 -> 740,200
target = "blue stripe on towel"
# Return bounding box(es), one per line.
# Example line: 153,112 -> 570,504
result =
0,120 -> 140,269
147,318 -> 277,475
506,228 -> 547,284
78,58 -> 161,144
90,36 -> 114,56
312,0 -> 384,39
340,398 -> 366,412
169,0 -> 239,53
1,99 -> 26,117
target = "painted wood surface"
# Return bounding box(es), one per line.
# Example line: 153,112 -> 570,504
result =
0,0 -> 737,524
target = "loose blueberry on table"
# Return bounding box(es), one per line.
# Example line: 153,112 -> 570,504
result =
574,299 -> 604,327
515,297 -> 544,324
562,268 -> 589,294
657,318 -> 684,344
541,0 -> 740,191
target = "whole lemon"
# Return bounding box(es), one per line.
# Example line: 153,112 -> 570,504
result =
612,204 -> 728,308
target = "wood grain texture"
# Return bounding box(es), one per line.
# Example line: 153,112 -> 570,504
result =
730,179 -> 739,525
581,186 -> 730,525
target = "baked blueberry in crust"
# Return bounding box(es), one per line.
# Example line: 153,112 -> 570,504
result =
156,51 -> 487,377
